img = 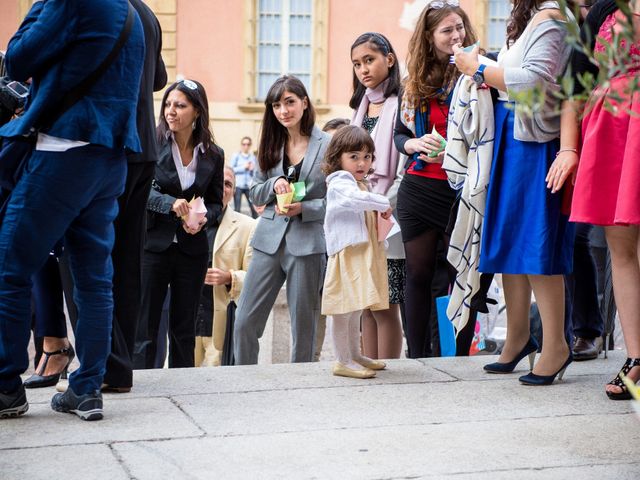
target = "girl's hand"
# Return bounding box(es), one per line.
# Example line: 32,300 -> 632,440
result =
273,177 -> 292,195
546,151 -> 578,193
172,198 -> 190,217
380,207 -> 393,220
417,151 -> 445,164
205,267 -> 232,286
404,134 -> 441,155
452,44 -> 480,77
276,202 -> 302,217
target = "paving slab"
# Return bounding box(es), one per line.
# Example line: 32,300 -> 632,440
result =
0,397 -> 202,449
112,414 -> 640,480
0,444 -> 128,480
174,376 -> 633,437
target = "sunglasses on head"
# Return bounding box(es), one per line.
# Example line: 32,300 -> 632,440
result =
180,79 -> 198,90
428,0 -> 460,9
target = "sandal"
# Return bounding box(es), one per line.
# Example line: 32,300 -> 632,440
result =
606,357 -> 640,400
23,345 -> 75,389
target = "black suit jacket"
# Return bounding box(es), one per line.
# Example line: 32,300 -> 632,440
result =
145,139 -> 224,255
128,0 -> 167,163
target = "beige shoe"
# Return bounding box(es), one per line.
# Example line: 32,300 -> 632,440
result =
356,358 -> 386,370
332,362 -> 376,379
55,379 -> 68,393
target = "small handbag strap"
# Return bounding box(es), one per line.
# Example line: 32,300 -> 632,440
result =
38,1 -> 135,130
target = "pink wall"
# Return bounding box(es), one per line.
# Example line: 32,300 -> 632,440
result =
176,0 -> 244,102
0,2 -> 20,52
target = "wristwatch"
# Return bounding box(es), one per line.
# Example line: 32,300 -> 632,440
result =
472,64 -> 487,87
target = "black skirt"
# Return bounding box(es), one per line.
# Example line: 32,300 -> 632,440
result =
397,173 -> 456,242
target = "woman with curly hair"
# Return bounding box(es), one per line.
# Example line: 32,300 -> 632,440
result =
393,0 -> 478,359
454,0 -> 576,385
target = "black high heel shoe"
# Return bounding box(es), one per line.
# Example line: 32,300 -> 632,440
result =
484,336 -> 539,374
606,357 -> 640,400
519,353 -> 572,386
24,345 -> 75,389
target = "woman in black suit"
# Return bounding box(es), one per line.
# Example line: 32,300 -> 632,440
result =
140,79 -> 224,368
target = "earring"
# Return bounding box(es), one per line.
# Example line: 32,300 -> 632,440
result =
192,121 -> 196,130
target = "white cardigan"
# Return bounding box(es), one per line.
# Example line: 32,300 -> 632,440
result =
442,75 -> 495,334
324,170 -> 390,256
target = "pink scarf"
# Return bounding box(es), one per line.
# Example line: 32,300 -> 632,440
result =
351,79 -> 399,195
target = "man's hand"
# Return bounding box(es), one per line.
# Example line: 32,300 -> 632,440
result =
205,267 -> 232,286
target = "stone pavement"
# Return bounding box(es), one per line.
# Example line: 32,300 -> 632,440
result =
1,350 -> 639,480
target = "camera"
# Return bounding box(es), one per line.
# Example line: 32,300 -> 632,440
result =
0,52 -> 30,126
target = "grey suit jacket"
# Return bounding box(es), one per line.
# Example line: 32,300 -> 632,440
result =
249,126 -> 331,256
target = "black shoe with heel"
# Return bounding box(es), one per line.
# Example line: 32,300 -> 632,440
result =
519,353 -> 573,386
606,357 -> 640,400
484,336 -> 539,374
24,345 -> 75,389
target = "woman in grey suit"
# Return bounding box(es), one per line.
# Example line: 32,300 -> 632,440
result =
234,76 -> 331,364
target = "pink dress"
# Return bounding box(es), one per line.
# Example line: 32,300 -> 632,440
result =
570,12 -> 640,226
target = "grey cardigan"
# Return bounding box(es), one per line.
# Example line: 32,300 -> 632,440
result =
503,18 -> 572,142
249,126 -> 331,256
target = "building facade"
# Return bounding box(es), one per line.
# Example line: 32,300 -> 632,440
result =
1,0 -> 511,157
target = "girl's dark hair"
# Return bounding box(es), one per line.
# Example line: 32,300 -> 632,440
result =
322,117 -> 350,133
405,5 -> 478,103
322,125 -> 376,176
507,0 -> 577,47
348,32 -> 401,109
157,79 -> 215,149
257,75 -> 316,172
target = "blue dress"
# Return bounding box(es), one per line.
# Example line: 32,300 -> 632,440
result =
479,102 -> 574,275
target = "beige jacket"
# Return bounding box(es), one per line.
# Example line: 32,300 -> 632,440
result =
212,209 -> 256,351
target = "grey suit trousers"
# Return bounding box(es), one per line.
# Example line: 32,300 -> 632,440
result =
234,242 -> 326,365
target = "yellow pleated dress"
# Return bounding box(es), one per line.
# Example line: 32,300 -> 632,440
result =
321,187 -> 389,316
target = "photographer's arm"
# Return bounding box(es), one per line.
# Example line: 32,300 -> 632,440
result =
5,0 -> 72,81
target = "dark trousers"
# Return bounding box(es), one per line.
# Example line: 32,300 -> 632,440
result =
103,162 -> 154,387
565,223 -> 604,341
139,244 -> 208,368
32,254 -> 67,339
0,145 -> 126,394
233,187 -> 257,218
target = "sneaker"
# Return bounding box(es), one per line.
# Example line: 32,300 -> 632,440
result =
0,384 -> 29,419
51,387 -> 103,421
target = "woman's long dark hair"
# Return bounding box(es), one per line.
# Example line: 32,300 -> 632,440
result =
507,0 -> 577,47
257,75 -> 316,172
348,32 -> 401,109
157,79 -> 215,150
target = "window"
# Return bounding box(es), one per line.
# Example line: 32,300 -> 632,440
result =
256,0 -> 313,100
486,0 -> 511,51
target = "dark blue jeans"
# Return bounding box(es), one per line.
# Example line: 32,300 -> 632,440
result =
0,144 -> 126,394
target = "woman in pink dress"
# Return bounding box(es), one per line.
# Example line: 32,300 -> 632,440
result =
567,2 -> 640,399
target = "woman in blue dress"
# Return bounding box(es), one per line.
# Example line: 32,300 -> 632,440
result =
453,0 -> 576,385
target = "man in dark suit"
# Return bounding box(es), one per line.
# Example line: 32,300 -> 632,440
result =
102,0 -> 168,393
0,0 -> 144,421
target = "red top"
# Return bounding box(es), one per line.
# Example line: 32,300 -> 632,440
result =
407,98 -> 449,181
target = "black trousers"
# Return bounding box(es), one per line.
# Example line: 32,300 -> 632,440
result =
100,162 -> 155,387
139,244 -> 208,369
565,223 -> 604,341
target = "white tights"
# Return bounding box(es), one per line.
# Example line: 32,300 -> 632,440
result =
330,310 -> 372,370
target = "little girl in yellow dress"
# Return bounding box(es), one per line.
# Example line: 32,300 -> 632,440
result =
321,125 -> 393,379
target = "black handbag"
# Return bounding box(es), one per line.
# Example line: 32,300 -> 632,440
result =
221,301 -> 237,366
0,2 -> 136,197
